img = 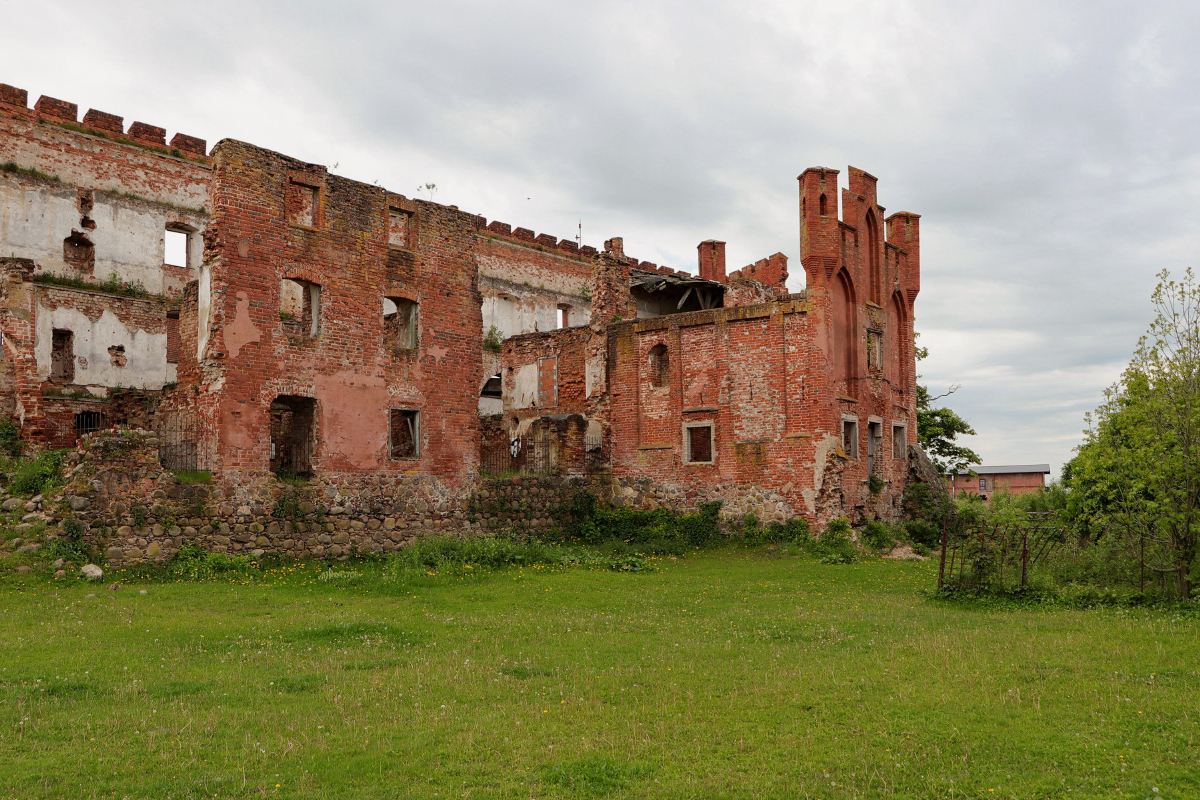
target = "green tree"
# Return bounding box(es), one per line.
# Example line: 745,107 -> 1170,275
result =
1066,269 -> 1200,598
914,335 -> 980,474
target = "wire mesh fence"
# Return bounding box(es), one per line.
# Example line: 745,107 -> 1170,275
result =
479,429 -> 560,478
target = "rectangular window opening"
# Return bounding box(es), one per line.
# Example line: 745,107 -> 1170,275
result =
389,409 -> 420,458
51,328 -> 74,382
270,395 -> 316,477
867,421 -> 881,475
557,305 -> 570,329
281,278 -> 320,337
74,410 -> 104,435
842,418 -> 858,459
892,424 -> 906,460
685,423 -> 714,464
287,181 -> 318,228
867,329 -> 883,371
388,208 -> 412,248
384,297 -> 418,349
164,229 -> 188,268
979,478 -> 987,492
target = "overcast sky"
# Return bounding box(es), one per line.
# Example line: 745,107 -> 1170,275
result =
6,0 -> 1199,477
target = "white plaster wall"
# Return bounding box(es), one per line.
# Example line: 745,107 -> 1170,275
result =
35,302 -> 170,389
197,262 -> 212,359
0,178 -> 204,295
510,363 -> 539,410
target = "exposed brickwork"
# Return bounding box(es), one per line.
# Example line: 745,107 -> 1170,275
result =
0,81 -> 929,553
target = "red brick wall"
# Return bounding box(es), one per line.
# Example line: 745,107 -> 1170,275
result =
203,141 -> 482,486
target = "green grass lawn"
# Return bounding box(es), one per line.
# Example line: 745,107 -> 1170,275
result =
1,550 -> 1196,799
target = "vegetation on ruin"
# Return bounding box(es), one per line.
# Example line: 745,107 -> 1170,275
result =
32,270 -> 153,300
0,160 -> 59,183
0,549 -> 1196,798
483,324 -> 504,352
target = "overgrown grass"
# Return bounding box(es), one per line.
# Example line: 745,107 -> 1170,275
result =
6,449 -> 66,497
0,551 -> 1197,798
171,469 -> 212,484
32,271 -> 152,299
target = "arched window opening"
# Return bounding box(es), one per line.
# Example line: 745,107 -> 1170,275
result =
865,209 -> 882,304
832,270 -> 857,396
648,343 -> 669,388
889,292 -> 907,393
819,194 -> 828,216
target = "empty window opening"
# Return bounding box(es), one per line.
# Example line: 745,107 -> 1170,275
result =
270,395 -> 316,477
685,423 -> 714,464
557,305 -> 570,329
63,230 -> 94,272
107,344 -> 127,367
74,410 -> 104,436
164,229 -> 188,268
51,329 -> 74,382
892,424 -> 906,460
389,409 -> 420,458
481,374 -> 502,399
166,311 -> 180,364
867,421 -> 882,476
867,329 -> 883,371
979,478 -> 988,492
287,181 -> 318,227
383,297 -> 418,349
648,343 -> 669,388
819,193 -> 828,216
842,418 -> 858,459
389,208 -> 412,248
280,278 -> 320,337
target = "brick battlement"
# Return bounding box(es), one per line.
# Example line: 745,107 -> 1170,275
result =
0,82 -> 209,159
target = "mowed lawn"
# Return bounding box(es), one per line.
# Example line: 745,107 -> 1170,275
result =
0,551 -> 1197,799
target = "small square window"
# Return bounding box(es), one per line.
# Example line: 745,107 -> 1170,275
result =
389,208 -> 412,248
389,409 -> 420,458
287,181 -> 318,227
164,229 -> 188,268
685,423 -> 714,464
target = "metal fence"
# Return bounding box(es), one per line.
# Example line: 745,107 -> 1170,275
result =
938,511 -> 1063,591
479,429 -> 559,478
154,413 -> 215,472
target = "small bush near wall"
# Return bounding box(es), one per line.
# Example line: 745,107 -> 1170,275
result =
558,491 -> 722,551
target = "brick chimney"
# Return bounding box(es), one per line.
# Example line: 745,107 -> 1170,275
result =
697,240 -> 726,283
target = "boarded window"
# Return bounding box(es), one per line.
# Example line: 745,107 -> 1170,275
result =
383,297 -> 418,349
389,409 -> 420,458
842,418 -> 858,458
867,330 -> 883,371
538,357 -> 558,408
648,343 -> 669,388
166,311 -> 180,364
685,424 -> 714,464
388,208 -> 412,247
892,424 -> 906,460
281,278 -> 320,337
164,229 -> 188,268
51,329 -> 74,382
287,181 -> 318,227
979,478 -> 987,492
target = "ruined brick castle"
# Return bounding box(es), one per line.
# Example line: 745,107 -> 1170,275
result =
0,81 -> 929,558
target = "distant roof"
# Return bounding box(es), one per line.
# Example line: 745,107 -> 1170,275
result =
629,268 -> 726,293
957,464 -> 1051,476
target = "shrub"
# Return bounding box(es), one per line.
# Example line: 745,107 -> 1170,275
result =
806,518 -> 857,564
559,491 -> 721,552
9,450 -> 66,496
861,520 -> 897,552
0,417 -> 21,457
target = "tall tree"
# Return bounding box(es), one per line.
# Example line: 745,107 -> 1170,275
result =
1068,270 -> 1200,599
914,336 -> 980,475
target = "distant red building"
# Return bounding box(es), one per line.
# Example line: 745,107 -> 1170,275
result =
950,465 -> 1050,500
